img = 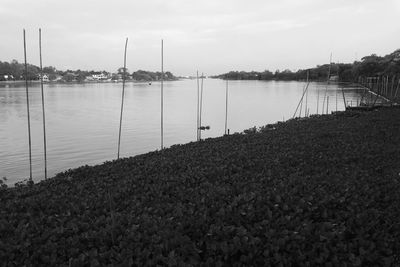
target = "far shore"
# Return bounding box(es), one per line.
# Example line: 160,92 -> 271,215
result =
0,78 -> 181,85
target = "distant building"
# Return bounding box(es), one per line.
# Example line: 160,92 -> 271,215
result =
39,74 -> 49,82
92,73 -> 108,80
3,75 -> 14,81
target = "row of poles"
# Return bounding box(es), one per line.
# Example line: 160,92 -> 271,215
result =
293,54 -> 347,119
25,37 -> 395,180
22,29 -> 47,181
116,38 -> 166,158
23,32 -> 231,180
358,76 -> 400,105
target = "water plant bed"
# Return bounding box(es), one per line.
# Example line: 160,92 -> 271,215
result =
1,108 -> 400,266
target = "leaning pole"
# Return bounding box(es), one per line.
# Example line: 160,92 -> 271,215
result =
23,29 -> 33,181
39,28 -> 48,179
117,38 -> 128,159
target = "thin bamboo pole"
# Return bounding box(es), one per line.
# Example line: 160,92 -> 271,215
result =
336,65 -> 339,112
299,83 -> 305,117
299,71 -> 309,117
316,87 -> 320,114
386,76 -> 389,98
161,39 -> 164,150
335,86 -> 338,112
394,79 -> 400,99
372,78 -> 381,106
293,81 -> 310,118
199,73 -> 204,140
391,76 -> 395,99
39,28 -> 47,179
322,53 -> 332,112
196,71 -> 199,141
117,38 -> 128,159
224,79 -> 228,135
341,82 -> 347,109
304,71 -> 309,117
326,96 -> 329,114
23,29 -> 32,181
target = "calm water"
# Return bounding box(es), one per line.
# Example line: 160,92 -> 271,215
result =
0,79 -> 365,185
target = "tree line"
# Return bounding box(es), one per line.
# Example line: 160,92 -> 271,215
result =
0,60 -> 177,82
213,49 -> 400,82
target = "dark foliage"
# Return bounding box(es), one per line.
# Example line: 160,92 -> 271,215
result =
0,60 -> 177,82
1,108 -> 400,266
213,49 -> 400,82
132,70 -> 177,81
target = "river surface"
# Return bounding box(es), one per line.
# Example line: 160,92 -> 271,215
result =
0,79 -> 366,185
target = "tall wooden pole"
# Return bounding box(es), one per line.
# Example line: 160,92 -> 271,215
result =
224,79 -> 228,135
316,86 -> 320,114
394,79 -> 400,100
161,39 -> 164,150
293,81 -> 310,119
305,70 -> 309,117
299,83 -> 304,117
341,83 -> 347,109
335,83 -> 338,111
322,53 -> 332,112
326,96 -> 329,114
23,29 -> 33,181
196,71 -> 199,141
39,28 -> 48,179
117,38 -> 128,159
199,73 -> 204,140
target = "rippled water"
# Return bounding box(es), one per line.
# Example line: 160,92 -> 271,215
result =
0,79 -> 366,184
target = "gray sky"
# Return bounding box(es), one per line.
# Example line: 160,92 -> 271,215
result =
1,0 -> 399,76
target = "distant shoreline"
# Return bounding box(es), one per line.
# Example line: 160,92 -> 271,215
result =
0,79 -> 181,85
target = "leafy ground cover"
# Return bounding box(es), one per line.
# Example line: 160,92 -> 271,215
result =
1,108 -> 400,266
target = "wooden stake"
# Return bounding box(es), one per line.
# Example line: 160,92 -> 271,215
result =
336,64 -> 339,112
39,28 -> 48,179
161,39 -> 164,150
322,53 -> 332,112
299,83 -> 305,117
23,29 -> 33,181
305,70 -> 309,117
199,73 -> 204,140
196,71 -> 199,141
316,86 -> 320,114
394,79 -> 400,100
326,96 -> 329,114
293,81 -> 310,118
341,83 -> 346,109
224,79 -> 228,135
391,76 -> 395,99
117,38 -> 128,159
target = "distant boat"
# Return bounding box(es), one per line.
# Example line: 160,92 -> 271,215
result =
149,82 -> 152,85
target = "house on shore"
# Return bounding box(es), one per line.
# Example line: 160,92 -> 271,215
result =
91,73 -> 109,81
38,74 -> 49,82
1,75 -> 14,81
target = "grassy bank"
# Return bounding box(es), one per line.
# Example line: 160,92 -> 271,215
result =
1,108 -> 400,266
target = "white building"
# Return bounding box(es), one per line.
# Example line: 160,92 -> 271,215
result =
92,73 -> 108,80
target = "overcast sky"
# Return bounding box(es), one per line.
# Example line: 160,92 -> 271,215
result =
1,0 -> 399,76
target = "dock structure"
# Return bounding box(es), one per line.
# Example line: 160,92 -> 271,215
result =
345,76 -> 399,111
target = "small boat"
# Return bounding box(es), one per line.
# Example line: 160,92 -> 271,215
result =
149,82 -> 152,85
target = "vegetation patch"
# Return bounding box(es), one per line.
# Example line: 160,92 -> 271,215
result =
1,108 -> 400,266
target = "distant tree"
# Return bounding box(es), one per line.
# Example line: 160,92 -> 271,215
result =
118,67 -> 129,79
43,66 -> 56,74
63,73 -> 75,82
